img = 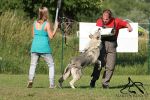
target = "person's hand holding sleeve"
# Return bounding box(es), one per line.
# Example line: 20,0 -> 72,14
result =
126,23 -> 133,32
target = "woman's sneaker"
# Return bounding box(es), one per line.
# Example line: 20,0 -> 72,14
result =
27,81 -> 33,88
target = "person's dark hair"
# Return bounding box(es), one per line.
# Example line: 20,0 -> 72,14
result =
102,9 -> 112,18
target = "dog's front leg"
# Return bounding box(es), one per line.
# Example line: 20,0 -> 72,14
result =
69,67 -> 82,89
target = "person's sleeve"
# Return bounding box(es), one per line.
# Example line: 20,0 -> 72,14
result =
117,18 -> 128,28
96,19 -> 102,27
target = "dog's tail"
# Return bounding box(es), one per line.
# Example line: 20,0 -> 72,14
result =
63,64 -> 72,79
58,64 -> 72,84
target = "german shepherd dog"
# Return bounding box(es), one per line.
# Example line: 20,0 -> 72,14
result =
58,29 -> 101,89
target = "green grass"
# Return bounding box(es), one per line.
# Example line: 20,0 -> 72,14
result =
0,74 -> 150,100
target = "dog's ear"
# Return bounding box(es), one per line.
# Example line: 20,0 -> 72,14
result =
98,28 -> 101,33
97,28 -> 101,38
89,34 -> 93,39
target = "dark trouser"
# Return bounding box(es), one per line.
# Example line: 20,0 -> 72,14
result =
91,40 -> 117,86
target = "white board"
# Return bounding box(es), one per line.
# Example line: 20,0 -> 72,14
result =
79,22 -> 138,52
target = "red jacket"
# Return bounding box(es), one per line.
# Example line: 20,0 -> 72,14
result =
96,18 -> 128,37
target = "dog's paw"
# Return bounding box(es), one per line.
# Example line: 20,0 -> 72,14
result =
69,82 -> 75,89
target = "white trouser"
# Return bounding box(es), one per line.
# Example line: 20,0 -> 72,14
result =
28,53 -> 55,86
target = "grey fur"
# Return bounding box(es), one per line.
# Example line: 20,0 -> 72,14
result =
58,29 -> 102,89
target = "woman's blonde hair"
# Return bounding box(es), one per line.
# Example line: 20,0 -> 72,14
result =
38,7 -> 49,21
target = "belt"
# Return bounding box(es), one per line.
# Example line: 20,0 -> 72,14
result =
101,36 -> 117,41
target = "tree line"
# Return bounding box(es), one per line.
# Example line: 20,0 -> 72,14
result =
0,0 -> 150,23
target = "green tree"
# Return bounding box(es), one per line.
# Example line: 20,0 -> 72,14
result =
21,0 -> 102,22
0,0 -> 22,14
22,0 -> 56,19
101,0 -> 150,23
62,0 -> 102,22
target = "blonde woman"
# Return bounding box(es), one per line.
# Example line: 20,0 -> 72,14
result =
27,7 -> 58,88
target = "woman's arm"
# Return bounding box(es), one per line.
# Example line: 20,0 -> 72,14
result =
46,21 -> 58,39
46,23 -> 53,39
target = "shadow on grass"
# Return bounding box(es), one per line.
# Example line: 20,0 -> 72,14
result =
79,85 -> 126,89
34,83 -> 150,90
78,85 -> 91,89
60,86 -> 71,88
34,86 -> 46,88
61,85 -> 125,89
109,84 -> 148,89
55,85 -> 125,89
109,84 -> 126,89
57,85 -> 91,89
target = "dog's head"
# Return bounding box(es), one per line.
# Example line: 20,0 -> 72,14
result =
89,28 -> 101,40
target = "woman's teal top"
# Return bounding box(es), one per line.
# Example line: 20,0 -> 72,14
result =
31,21 -> 52,53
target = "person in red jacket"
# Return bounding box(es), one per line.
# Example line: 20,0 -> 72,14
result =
90,9 -> 133,88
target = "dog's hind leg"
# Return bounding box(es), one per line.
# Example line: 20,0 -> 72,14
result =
69,68 -> 82,89
63,64 -> 72,80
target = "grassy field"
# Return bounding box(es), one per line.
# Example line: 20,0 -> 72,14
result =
0,74 -> 150,100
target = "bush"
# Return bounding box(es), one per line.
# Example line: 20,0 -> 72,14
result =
0,11 -> 31,74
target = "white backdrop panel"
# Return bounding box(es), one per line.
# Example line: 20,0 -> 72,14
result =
79,22 -> 138,53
